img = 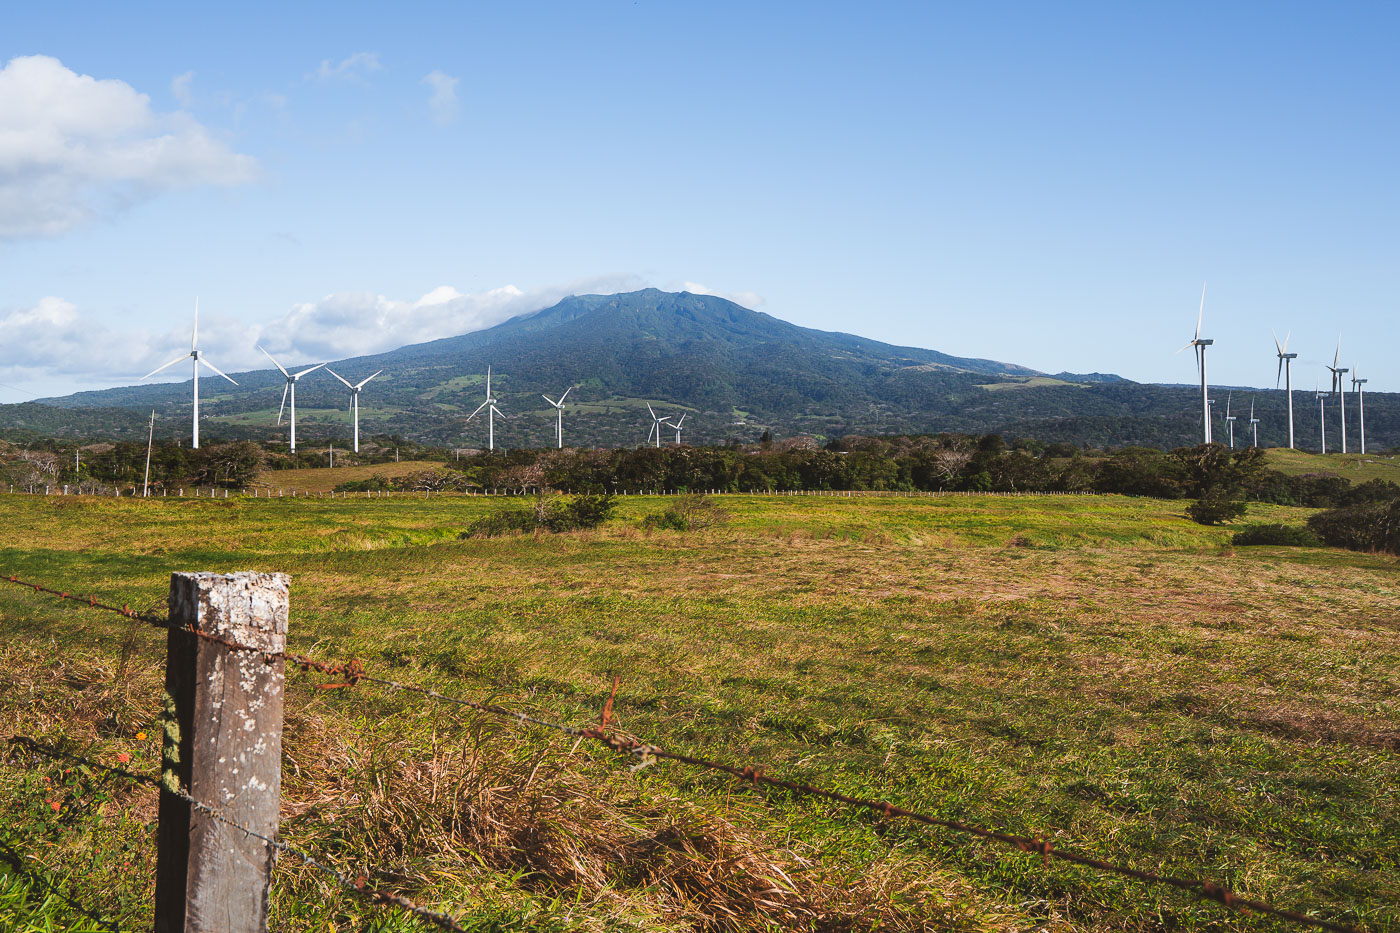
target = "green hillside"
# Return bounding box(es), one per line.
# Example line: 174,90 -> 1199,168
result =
3,290 -> 1397,450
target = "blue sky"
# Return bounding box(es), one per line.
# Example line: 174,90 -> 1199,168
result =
1,1 -> 1396,398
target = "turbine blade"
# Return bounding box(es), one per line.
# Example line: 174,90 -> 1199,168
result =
1283,330 -> 1290,352
491,405 -> 507,420
466,400 -> 489,422
277,383 -> 289,425
542,394 -> 557,407
355,370 -> 382,389
1195,282 -> 1206,340
325,367 -> 354,389
647,402 -> 656,418
258,345 -> 290,377
192,298 -> 199,350
558,386 -> 573,404
198,356 -> 238,385
293,361 -> 327,378
1177,339 -> 1197,354
142,352 -> 190,380
1272,328 -> 1282,355
1276,357 -> 1283,388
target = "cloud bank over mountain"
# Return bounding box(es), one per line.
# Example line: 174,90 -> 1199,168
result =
0,55 -> 257,240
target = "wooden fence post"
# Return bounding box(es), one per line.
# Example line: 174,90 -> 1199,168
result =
155,571 -> 290,933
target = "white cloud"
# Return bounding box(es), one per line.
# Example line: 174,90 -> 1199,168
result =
680,281 -> 765,309
0,55 -> 257,240
0,276 -> 646,389
421,70 -> 459,126
171,70 -> 195,107
312,52 -> 382,83
256,275 -> 642,360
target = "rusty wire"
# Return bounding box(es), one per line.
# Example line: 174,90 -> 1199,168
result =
5,736 -> 465,932
0,570 -> 1365,933
1,572 -> 365,684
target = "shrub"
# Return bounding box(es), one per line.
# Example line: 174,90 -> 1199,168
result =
335,473 -> 392,492
1186,490 -> 1246,525
1231,524 -> 1321,547
561,493 -> 617,529
642,494 -> 730,532
1307,500 -> 1400,555
461,494 -> 617,538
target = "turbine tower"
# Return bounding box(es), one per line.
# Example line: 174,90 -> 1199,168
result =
259,346 -> 326,454
645,404 -> 673,448
1248,398 -> 1260,448
541,386 -> 574,449
671,413 -> 687,445
1224,393 -> 1237,449
466,366 -> 506,450
1273,330 -> 1297,449
1178,284 -> 1212,444
1315,379 -> 1327,454
1326,337 -> 1349,454
142,299 -> 238,449
326,368 -> 382,453
1353,370 -> 1368,455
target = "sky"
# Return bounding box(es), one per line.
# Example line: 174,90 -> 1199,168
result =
1,1 -> 1396,399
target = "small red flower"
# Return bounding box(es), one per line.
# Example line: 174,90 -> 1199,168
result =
117,752 -> 131,764
49,800 -> 60,812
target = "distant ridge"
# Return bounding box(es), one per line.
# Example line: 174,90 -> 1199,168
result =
3,289 -> 1396,450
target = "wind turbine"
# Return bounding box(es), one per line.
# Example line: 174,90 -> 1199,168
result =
541,386 -> 574,449
1315,378 -> 1327,454
1248,398 -> 1260,448
1272,330 -> 1298,449
465,366 -> 505,450
645,404 -> 673,448
671,413 -> 687,445
1326,336 -> 1349,454
1224,393 -> 1237,449
259,346 -> 326,454
1178,284 -> 1212,444
142,299 -> 238,449
1352,370 -> 1368,455
326,368 -> 382,453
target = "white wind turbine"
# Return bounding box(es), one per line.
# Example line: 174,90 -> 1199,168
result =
645,404 -> 673,448
326,368 -> 382,453
1178,283 -> 1212,444
1248,398 -> 1260,448
259,346 -> 326,453
142,299 -> 238,449
1224,393 -> 1237,449
1315,378 -> 1327,454
671,413 -> 687,445
541,386 -> 574,449
1352,369 -> 1368,455
1326,336 -> 1349,454
466,366 -> 506,450
1273,330 -> 1298,449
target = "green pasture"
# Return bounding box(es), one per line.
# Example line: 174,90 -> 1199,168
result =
0,491 -> 1396,931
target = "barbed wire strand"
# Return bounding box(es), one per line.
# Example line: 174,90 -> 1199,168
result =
5,736 -> 465,932
1,571 -> 1363,933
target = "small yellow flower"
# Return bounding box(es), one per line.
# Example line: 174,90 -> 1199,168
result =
136,732 -> 148,741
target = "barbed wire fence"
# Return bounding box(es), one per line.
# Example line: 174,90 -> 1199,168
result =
0,570 -> 1365,933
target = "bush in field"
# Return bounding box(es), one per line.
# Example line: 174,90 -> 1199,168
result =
643,493 -> 730,532
1231,524 -> 1321,547
1186,489 -> 1246,525
1307,500 -> 1400,555
461,493 -> 616,538
335,473 -> 392,492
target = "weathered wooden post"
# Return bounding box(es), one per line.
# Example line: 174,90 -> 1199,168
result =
155,571 -> 290,933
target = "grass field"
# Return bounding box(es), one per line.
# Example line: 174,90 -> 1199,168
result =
0,491 -> 1396,931
1263,448 -> 1400,484
257,459 -> 445,492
